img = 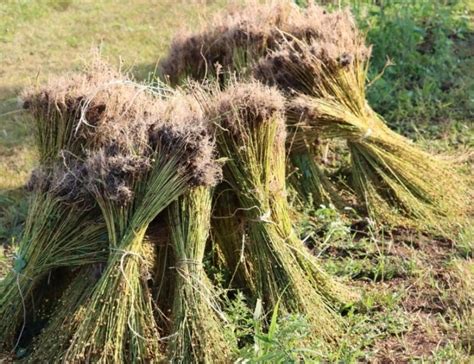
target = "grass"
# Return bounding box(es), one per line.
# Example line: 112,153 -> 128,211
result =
287,206 -> 473,362
335,0 -> 473,136
0,0 -> 472,362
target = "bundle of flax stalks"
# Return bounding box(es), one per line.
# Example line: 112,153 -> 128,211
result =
1,2 -> 470,363
0,64 -> 130,350
160,1 -> 337,84
0,168 -> 107,352
161,1 -> 469,235
158,94 -> 236,363
253,14 -> 469,234
167,187 -> 236,363
202,81 -> 354,344
0,64 -> 153,357
1,64 -> 234,362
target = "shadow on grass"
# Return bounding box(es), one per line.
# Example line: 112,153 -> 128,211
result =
130,62 -> 162,83
0,187 -> 29,247
0,86 -> 33,247
0,85 -> 33,150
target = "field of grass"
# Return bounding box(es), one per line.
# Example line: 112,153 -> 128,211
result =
0,0 -> 472,361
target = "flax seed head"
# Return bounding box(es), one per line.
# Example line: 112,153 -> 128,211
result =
148,94 -> 221,187
160,2 -> 369,84
210,81 -> 286,144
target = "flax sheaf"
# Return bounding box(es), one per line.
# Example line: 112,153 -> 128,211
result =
1,61 -> 154,356
166,186 -> 236,363
256,32 -> 469,234
0,61 -> 144,352
160,2 -> 368,84
205,81 -> 357,345
59,89 -> 221,363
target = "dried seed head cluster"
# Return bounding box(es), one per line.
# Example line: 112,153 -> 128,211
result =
49,163 -> 91,204
288,95 -> 327,124
26,164 -> 93,205
149,94 -> 222,188
160,1 -> 369,84
21,60 -> 159,158
83,149 -> 152,205
253,36 -> 367,96
23,60 -> 223,207
26,167 -> 51,192
211,81 -> 286,143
